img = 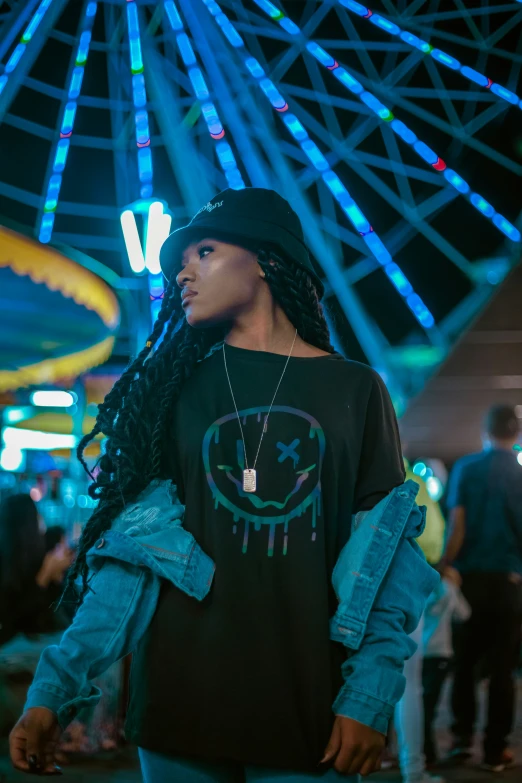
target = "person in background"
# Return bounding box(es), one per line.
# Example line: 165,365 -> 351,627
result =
43,526 -> 77,627
43,526 -> 67,554
392,460 -> 446,783
445,404 -> 522,772
422,566 -> 471,766
0,495 -> 74,646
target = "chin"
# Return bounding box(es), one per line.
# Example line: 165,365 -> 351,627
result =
185,305 -> 225,329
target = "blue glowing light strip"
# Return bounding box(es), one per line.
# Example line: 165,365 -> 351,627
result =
126,0 -> 153,199
252,0 -> 521,245
163,0 -> 245,190
336,1 -> 521,109
0,0 -> 54,96
201,0 -> 435,329
125,1 -> 164,324
39,1 -> 98,243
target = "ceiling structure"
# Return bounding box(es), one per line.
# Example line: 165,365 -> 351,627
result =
0,0 -> 521,411
401,262 -> 522,464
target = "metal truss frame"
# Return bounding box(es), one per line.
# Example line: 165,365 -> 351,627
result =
0,0 -> 520,403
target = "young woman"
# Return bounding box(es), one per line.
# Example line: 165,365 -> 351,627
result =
10,188 -> 411,781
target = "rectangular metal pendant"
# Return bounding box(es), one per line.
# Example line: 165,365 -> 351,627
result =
243,469 -> 257,493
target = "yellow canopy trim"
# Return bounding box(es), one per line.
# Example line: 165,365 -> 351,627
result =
0,225 -> 119,329
0,336 -> 115,394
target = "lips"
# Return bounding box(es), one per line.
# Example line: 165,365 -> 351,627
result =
181,290 -> 197,306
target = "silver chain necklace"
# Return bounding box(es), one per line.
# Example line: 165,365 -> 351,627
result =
223,329 -> 298,493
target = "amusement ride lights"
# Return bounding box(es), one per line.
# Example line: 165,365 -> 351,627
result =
0,0 -> 55,96
163,0 -> 245,190
39,1 -> 98,243
252,0 -> 520,244
337,0 -> 521,109
201,0 -> 436,329
124,0 -> 171,324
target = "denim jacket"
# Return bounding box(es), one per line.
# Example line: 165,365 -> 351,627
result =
24,479 -> 438,736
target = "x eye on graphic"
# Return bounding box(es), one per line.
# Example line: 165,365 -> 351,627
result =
277,439 -> 300,465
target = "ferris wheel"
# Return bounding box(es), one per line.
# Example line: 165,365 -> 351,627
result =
0,0 -> 521,406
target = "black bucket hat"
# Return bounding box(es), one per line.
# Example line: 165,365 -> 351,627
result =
159,187 -> 324,297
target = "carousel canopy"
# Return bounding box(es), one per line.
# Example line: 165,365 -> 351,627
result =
0,223 -> 120,393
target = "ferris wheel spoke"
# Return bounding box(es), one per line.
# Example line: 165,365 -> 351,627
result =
378,124 -> 416,208
397,3 -> 518,24
303,58 -> 344,140
451,0 -> 483,42
38,1 -> 99,245
334,12 -> 382,83
387,10 -> 522,60
463,100 -> 511,137
422,57 -> 465,130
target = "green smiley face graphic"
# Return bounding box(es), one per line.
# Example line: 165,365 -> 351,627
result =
202,405 -> 325,555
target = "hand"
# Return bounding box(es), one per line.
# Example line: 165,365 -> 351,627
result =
321,716 -> 385,776
37,544 -> 75,587
9,708 -> 63,775
442,565 -> 462,588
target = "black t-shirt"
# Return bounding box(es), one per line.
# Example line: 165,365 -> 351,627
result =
125,344 -> 405,772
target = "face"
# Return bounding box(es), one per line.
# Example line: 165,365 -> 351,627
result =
176,237 -> 264,327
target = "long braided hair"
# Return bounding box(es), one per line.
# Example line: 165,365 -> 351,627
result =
64,247 -> 333,609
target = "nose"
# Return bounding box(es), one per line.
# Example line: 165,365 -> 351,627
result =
176,264 -> 195,289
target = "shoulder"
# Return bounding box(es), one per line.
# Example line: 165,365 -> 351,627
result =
452,452 -> 484,476
325,356 -> 384,383
323,360 -> 397,421
343,360 -> 394,400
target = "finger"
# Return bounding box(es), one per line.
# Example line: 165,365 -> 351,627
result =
26,731 -> 50,773
359,750 -> 381,777
42,756 -> 62,775
333,741 -> 360,774
346,747 -> 369,776
42,765 -> 63,776
9,732 -> 31,772
320,718 -> 342,764
41,732 -> 61,774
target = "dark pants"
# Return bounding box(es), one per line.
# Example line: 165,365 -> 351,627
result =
451,573 -> 521,759
423,657 -> 450,764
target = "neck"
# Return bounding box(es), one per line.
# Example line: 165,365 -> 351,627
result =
224,300 -> 300,355
485,438 -> 517,452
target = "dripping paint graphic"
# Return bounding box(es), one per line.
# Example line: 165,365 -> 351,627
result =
202,405 -> 325,557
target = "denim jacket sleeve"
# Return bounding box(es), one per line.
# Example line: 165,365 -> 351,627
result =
331,486 -> 440,734
24,560 -> 159,730
24,480 -> 215,729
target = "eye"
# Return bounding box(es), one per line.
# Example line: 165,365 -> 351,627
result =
199,245 -> 214,258
179,245 -> 214,270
